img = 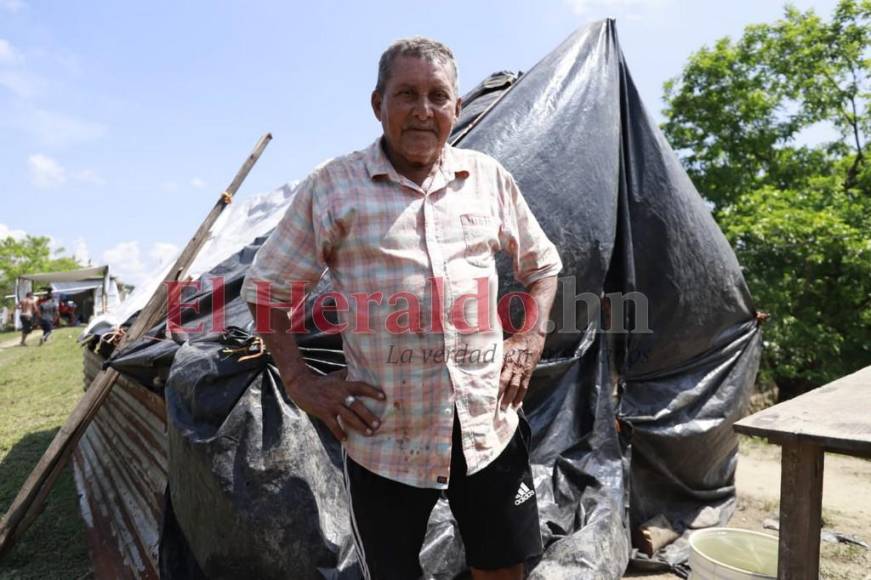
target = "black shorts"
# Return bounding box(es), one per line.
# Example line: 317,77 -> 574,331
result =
341,411 -> 542,579
20,315 -> 33,333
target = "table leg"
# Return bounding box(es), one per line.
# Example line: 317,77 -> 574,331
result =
777,440 -> 824,579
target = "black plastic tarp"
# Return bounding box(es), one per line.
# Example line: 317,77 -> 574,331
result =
97,18 -> 761,578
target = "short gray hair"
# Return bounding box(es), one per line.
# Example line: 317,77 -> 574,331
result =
376,36 -> 459,95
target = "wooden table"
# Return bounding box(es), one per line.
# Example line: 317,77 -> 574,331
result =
734,365 -> 871,579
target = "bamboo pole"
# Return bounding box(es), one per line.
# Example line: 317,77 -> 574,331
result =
0,133 -> 272,556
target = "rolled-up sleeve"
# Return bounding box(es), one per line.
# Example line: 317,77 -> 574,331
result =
241,173 -> 333,307
497,168 -> 563,287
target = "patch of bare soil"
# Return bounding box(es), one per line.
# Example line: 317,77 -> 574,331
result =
623,437 -> 871,579
0,336 -> 24,349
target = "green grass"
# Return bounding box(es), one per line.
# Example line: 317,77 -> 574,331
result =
0,327 -> 92,579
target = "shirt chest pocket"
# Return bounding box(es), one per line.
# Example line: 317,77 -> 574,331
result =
460,214 -> 499,268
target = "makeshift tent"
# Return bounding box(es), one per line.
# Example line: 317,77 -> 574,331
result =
14,265 -> 122,327
77,19 -> 761,579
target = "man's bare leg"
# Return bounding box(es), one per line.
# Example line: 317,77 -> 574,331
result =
471,564 -> 523,580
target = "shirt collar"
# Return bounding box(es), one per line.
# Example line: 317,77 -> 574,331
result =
364,137 -> 470,184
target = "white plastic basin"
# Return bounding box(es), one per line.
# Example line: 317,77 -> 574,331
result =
689,528 -> 778,579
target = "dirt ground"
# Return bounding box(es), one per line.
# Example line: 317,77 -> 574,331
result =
624,437 -> 871,579
0,336 -> 23,349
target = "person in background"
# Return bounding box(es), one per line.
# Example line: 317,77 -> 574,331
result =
59,296 -> 78,326
37,290 -> 58,345
17,291 -> 38,346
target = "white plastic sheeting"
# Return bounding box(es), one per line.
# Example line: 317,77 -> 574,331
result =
85,182 -> 298,334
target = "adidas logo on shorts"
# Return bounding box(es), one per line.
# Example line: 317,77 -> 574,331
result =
514,482 -> 535,505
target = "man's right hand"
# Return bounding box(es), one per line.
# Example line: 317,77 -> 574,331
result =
284,369 -> 385,442
249,302 -> 385,442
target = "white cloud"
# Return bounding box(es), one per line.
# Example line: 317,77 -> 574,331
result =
0,223 -> 26,240
0,104 -> 106,146
102,240 -> 180,286
47,235 -> 65,257
190,177 -> 207,189
0,69 -> 40,98
0,39 -> 38,98
26,154 -> 105,188
0,39 -> 22,65
28,108 -> 106,147
0,38 -> 40,100
102,241 -> 146,286
149,242 -> 179,268
28,153 -> 66,188
0,46 -> 105,143
73,237 -> 91,265
0,0 -> 24,13
563,0 -> 670,18
73,168 -> 106,185
0,37 -> 107,147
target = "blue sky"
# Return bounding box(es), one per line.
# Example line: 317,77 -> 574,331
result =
1,0 -> 838,286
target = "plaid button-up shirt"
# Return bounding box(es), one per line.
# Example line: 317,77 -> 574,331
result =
241,139 -> 562,489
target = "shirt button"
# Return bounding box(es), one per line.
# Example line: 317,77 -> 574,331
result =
444,407 -> 452,415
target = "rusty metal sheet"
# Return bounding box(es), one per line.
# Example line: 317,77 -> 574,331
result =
73,349 -> 168,580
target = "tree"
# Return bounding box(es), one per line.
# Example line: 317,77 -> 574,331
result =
662,0 -> 871,396
0,236 -> 82,299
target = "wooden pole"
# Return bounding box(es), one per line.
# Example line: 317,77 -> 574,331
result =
777,440 -> 825,579
0,133 -> 272,556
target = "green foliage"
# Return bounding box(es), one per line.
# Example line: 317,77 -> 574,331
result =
0,235 -> 82,298
721,178 -> 871,392
664,0 -> 870,209
663,0 -> 871,393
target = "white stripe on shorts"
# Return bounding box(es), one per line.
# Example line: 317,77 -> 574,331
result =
342,449 -> 371,580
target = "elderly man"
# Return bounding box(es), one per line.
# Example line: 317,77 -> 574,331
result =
242,37 -> 561,580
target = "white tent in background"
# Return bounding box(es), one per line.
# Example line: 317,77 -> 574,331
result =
14,265 -> 123,328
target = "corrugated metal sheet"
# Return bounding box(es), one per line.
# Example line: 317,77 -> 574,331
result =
73,349 -> 168,579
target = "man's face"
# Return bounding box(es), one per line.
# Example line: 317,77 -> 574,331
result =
372,55 -> 461,170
